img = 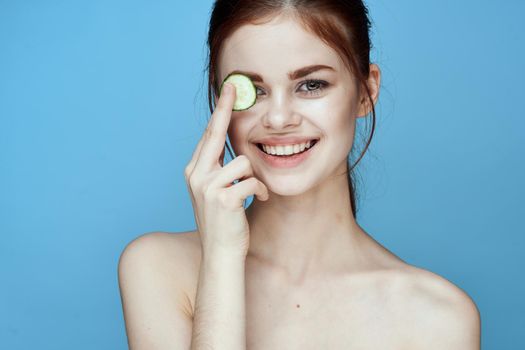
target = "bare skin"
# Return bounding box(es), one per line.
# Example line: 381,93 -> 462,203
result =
144,230 -> 479,349
215,13 -> 479,348
119,12 -> 480,350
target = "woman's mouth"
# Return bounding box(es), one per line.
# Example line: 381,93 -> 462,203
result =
253,139 -> 319,168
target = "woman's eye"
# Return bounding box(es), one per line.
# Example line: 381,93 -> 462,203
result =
298,79 -> 329,96
255,86 -> 265,97
254,79 -> 329,99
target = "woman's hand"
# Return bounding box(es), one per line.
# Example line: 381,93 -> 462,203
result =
184,82 -> 269,258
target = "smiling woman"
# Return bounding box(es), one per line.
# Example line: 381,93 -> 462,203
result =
118,1 -> 481,349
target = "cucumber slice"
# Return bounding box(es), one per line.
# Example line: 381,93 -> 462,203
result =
219,73 -> 257,111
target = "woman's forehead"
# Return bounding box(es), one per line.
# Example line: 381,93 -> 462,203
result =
218,17 -> 344,81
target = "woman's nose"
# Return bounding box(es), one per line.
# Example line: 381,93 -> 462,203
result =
261,91 -> 302,129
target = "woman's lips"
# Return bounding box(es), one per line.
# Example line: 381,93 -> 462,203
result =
253,139 -> 319,168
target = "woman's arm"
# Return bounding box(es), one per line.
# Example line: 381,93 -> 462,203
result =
118,232 -> 195,350
190,249 -> 247,350
118,232 -> 247,350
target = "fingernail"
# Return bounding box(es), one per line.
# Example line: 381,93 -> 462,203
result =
223,83 -> 232,94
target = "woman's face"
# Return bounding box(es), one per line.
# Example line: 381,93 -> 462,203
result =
217,14 -> 368,196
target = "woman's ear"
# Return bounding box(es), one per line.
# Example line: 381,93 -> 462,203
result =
356,63 -> 381,118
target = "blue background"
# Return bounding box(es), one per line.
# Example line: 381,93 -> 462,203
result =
1,0 -> 524,348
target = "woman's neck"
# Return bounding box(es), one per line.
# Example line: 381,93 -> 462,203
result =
245,169 -> 367,285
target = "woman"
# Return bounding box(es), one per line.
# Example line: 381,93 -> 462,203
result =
118,1 -> 481,349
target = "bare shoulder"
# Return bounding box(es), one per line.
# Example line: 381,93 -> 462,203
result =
393,265 -> 481,349
117,230 -> 202,349
118,229 -> 203,303
125,229 -> 202,260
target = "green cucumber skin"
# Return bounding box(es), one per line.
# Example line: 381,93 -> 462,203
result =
219,73 -> 257,111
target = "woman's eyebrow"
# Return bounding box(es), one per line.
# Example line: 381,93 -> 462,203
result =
228,64 -> 335,83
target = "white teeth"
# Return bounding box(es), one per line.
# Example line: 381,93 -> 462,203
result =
261,140 -> 315,156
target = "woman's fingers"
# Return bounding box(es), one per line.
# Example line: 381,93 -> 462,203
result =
184,134 -> 206,179
225,177 -> 269,207
182,82 -> 269,257
208,155 -> 254,188
184,83 -> 235,178
194,82 -> 236,171
207,155 -> 269,203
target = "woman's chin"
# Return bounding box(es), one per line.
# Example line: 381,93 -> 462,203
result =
259,177 -> 315,197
